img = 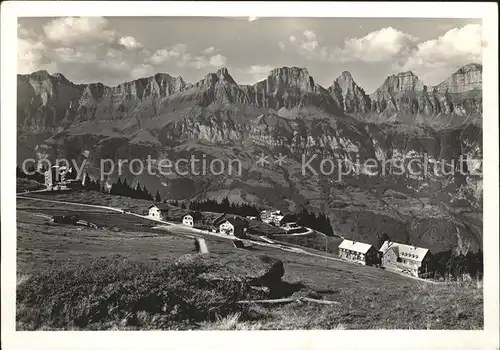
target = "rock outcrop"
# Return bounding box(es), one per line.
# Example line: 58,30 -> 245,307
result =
176,253 -> 287,299
17,64 -> 482,132
434,63 -> 482,94
329,71 -> 371,114
368,67 -> 482,120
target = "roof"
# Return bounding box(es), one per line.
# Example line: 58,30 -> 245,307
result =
148,203 -> 169,211
338,239 -> 374,254
379,241 -> 429,262
205,212 -> 226,225
221,217 -> 248,228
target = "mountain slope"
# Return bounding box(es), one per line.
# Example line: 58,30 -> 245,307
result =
16,64 -> 483,253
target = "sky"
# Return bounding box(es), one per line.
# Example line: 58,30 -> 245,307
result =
18,17 -> 482,93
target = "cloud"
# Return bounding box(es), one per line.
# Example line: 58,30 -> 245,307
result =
18,18 -> 152,85
303,30 -> 317,41
285,25 -> 480,85
131,64 -> 155,79
400,24 -> 482,84
300,40 -> 319,52
52,47 -> 97,63
119,36 -> 142,50
149,44 -> 226,70
208,54 -> 227,67
18,38 -> 47,73
19,15 -> 230,85
203,46 -> 215,55
235,65 -> 273,84
18,26 -> 38,40
248,65 -> 273,74
331,27 -> 418,62
178,53 -> 227,69
148,44 -> 186,64
292,30 -> 329,60
286,27 -> 419,63
43,17 -> 115,45
278,41 -> 285,51
409,24 -> 481,64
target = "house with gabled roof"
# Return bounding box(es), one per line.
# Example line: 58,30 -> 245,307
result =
175,211 -> 203,227
148,203 -> 169,220
182,213 -> 194,227
338,239 -> 379,266
219,217 -> 249,238
379,241 -> 431,277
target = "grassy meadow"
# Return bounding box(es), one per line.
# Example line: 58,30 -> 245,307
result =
16,194 -> 483,330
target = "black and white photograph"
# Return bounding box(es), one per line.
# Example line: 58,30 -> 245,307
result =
1,2 -> 499,349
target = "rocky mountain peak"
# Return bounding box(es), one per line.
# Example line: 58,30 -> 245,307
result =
52,72 -> 68,82
195,67 -> 236,89
459,63 -> 482,73
333,71 -> 358,93
153,72 -> 175,81
330,71 -> 370,114
215,67 -> 236,85
340,70 -> 353,80
16,63 -> 483,132
375,70 -> 426,94
434,63 -> 482,93
29,70 -> 52,81
264,66 -> 315,92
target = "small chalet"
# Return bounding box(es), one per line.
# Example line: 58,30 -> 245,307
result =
176,211 -> 203,227
148,203 -> 169,220
379,241 -> 431,277
219,217 -> 249,237
182,214 -> 194,227
338,239 -> 379,266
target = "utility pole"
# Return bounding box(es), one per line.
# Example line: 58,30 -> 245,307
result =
325,233 -> 328,267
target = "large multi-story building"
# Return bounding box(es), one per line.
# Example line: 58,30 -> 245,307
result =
259,210 -> 284,226
379,241 -> 431,277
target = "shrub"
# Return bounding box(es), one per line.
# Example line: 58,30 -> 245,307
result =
17,254 -> 285,330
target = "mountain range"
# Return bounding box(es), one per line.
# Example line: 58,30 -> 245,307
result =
18,63 -> 482,132
17,63 -> 483,254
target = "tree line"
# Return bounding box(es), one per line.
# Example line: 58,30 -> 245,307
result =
107,177 -> 159,201
82,176 -> 161,201
429,250 -> 483,280
184,197 -> 261,217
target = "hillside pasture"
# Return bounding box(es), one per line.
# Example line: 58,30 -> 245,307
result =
16,197 -> 483,330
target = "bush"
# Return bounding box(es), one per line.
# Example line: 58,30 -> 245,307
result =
17,254 -> 286,330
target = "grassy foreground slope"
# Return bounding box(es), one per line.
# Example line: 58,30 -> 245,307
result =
16,198 -> 483,330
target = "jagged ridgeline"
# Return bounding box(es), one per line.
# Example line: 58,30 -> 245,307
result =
17,64 -> 483,253
17,64 -> 482,132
